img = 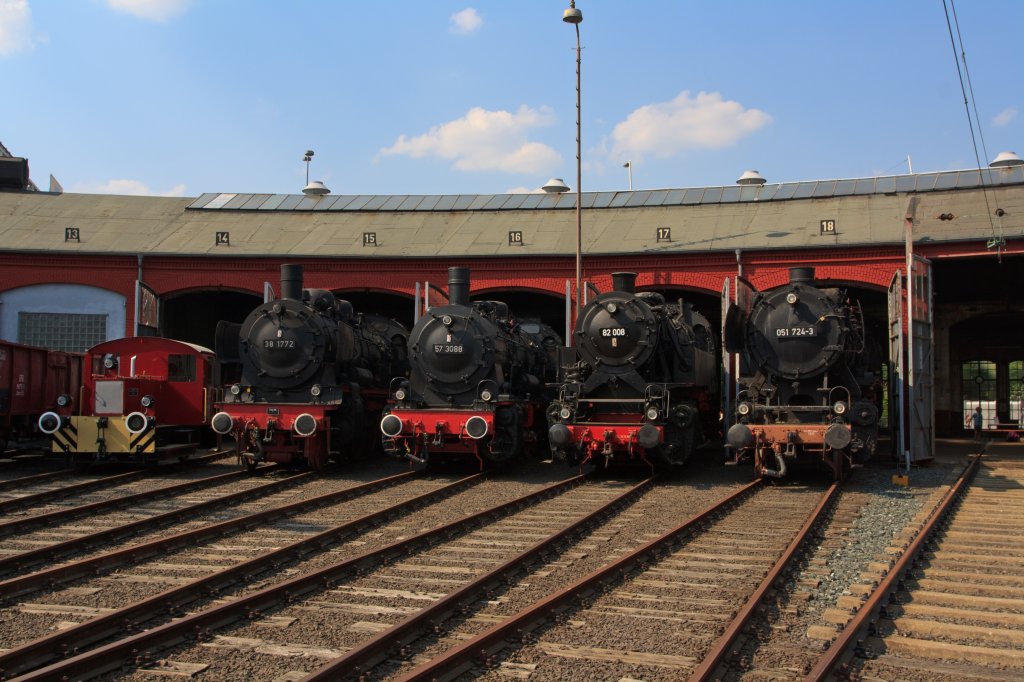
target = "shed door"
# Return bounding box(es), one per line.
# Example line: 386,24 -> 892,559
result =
889,262 -> 934,465
888,271 -> 904,459
720,277 -> 731,431
909,256 -> 935,462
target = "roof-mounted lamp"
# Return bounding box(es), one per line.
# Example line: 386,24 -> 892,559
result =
542,177 -> 570,193
989,151 -> 1024,168
302,180 -> 330,196
736,170 -> 767,185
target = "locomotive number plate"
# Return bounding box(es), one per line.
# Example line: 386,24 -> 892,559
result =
433,344 -> 464,354
263,339 -> 296,349
775,326 -> 817,338
600,328 -> 627,337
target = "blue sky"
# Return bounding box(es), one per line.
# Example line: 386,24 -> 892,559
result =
2,0 -> 1021,197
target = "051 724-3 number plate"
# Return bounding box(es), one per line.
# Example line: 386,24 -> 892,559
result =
775,326 -> 817,338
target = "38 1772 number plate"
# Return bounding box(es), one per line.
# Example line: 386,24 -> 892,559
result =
775,326 -> 817,338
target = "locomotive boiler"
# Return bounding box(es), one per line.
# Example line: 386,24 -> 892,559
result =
546,272 -> 718,470
380,266 -> 557,470
211,264 -> 407,471
724,267 -> 880,479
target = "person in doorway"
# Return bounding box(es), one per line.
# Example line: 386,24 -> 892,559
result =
971,406 -> 983,440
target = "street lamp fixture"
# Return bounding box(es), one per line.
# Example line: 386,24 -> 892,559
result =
563,1 -> 583,345
301,149 -> 330,196
303,150 -> 314,184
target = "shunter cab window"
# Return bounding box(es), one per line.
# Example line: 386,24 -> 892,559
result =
167,354 -> 196,382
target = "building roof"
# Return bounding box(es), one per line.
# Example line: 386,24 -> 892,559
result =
1,167 -> 1022,259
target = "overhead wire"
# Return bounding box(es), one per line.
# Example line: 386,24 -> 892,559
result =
941,0 -> 1002,258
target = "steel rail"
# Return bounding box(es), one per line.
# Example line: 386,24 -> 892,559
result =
0,466 -> 267,539
0,469 -> 74,494
303,476 -> 658,680
689,481 -> 841,680
395,478 -> 764,682
0,471 -> 417,595
0,472 -> 485,678
0,469 -> 147,516
0,450 -> 231,516
9,472 -> 585,681
804,454 -> 982,681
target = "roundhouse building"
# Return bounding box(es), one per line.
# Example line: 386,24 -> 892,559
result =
1,154 -> 1022,448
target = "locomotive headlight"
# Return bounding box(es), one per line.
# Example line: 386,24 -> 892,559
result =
465,416 -> 489,440
56,393 -> 71,407
395,387 -> 407,401
786,292 -> 799,305
140,395 -> 155,408
310,384 -> 322,398
559,406 -> 572,420
211,412 -> 234,435
103,355 -> 117,370
380,414 -> 404,438
480,388 -> 493,402
605,303 -> 618,313
645,407 -> 659,421
737,401 -> 752,416
442,315 -> 453,326
293,413 -> 317,437
125,412 -> 149,434
39,411 -> 62,435
230,383 -> 242,396
833,401 -> 848,415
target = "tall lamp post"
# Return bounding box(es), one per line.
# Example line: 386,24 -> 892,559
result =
563,1 -> 583,342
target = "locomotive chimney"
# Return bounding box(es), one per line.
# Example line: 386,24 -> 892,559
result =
612,272 -> 637,294
448,267 -> 471,307
789,267 -> 815,285
281,264 -> 304,301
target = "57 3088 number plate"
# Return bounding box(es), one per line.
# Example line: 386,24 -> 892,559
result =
775,326 -> 816,338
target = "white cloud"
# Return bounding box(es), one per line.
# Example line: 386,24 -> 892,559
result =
993,107 -> 1018,128
71,179 -> 188,197
450,8 -> 482,34
106,0 -> 189,22
380,105 -> 561,175
610,91 -> 771,162
0,0 -> 35,57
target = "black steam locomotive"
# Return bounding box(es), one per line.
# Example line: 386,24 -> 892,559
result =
547,272 -> 719,470
724,267 -> 880,479
211,264 -> 408,471
380,267 -> 558,470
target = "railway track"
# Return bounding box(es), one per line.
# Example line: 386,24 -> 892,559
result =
4,462 -> 837,682
0,450 -> 233,515
2,452 -> 1002,681
817,455 -> 1024,681
0,466 -> 576,678
0,468 -> 752,681
0,467 -> 314,578
386,480 -> 832,681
